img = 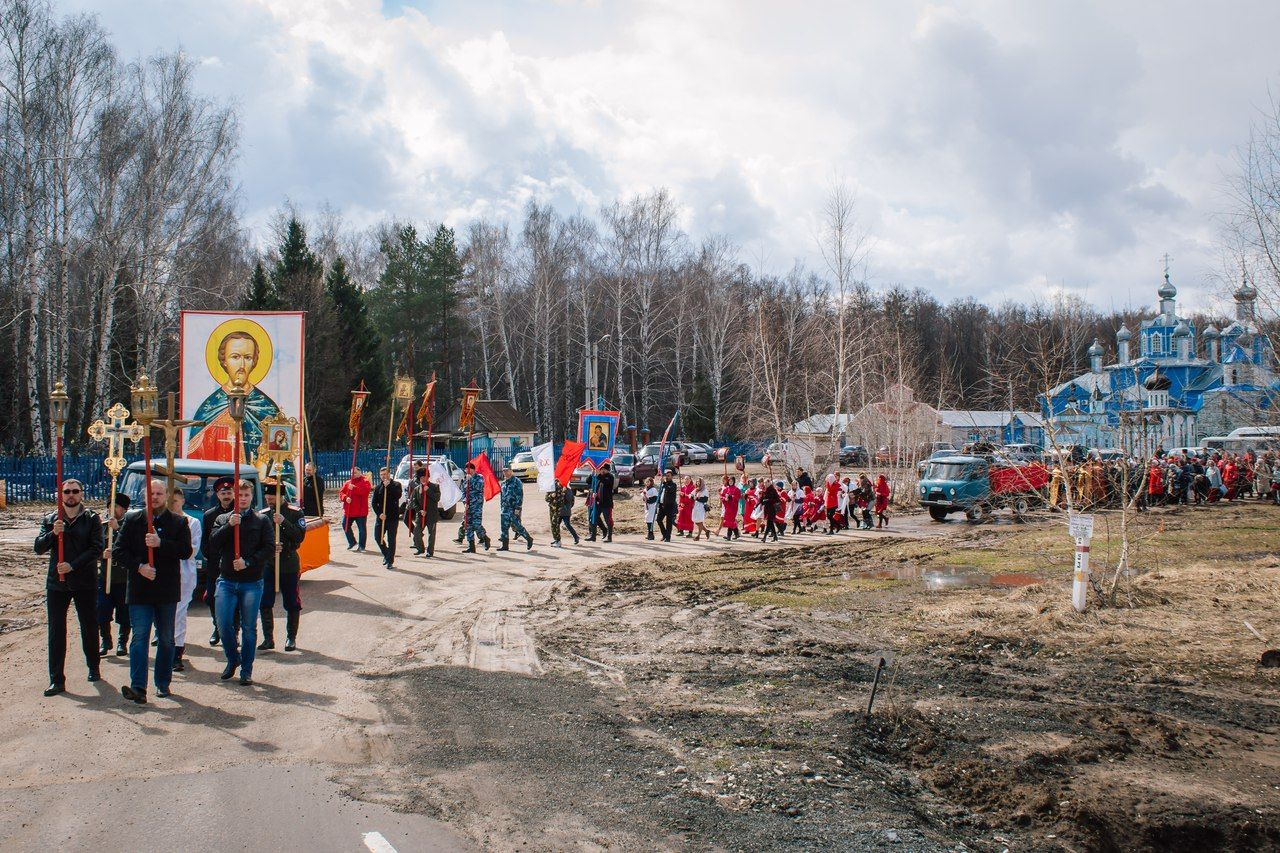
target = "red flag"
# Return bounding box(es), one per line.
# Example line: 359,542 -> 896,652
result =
555,441 -> 586,487
470,451 -> 501,501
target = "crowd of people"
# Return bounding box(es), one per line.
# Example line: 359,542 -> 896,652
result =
1048,448 -> 1280,510
40,443 -> 1274,702
640,467 -> 894,542
37,474 -> 308,703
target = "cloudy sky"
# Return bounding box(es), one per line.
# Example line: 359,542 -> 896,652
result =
63,0 -> 1280,313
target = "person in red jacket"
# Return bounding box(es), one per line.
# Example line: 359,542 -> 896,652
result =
339,468 -> 371,551
823,474 -> 842,534
1223,459 -> 1239,501
1147,461 -> 1165,506
874,474 -> 891,528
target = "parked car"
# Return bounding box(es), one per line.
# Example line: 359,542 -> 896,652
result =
393,454 -> 464,495
839,445 -> 869,465
508,450 -> 538,482
606,451 -> 659,487
1089,448 -> 1127,463
762,441 -> 805,470
571,458 -> 625,493
677,442 -> 709,464
1001,443 -> 1043,463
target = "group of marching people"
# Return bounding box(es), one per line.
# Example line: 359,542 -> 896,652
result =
1049,448 -> 1280,510
336,457 -> 616,563
641,467 -> 893,542
38,473 -> 309,703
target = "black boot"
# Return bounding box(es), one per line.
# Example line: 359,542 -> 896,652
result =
464,541 -> 476,553
525,534 -> 534,550
100,626 -> 112,656
173,646 -> 185,672
257,610 -> 275,651
482,536 -> 491,551
284,611 -> 299,651
497,538 -> 510,552
116,627 -> 129,656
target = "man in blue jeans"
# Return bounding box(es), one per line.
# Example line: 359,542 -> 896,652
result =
112,479 -> 192,703
208,479 -> 275,685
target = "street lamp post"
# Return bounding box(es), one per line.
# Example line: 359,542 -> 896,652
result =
586,334 -> 611,409
227,380 -> 249,561
130,375 -> 160,567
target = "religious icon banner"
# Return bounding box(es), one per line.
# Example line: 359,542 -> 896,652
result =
180,311 -> 305,469
577,410 -> 621,471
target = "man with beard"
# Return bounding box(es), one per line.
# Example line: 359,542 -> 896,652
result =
302,462 -> 323,517
35,478 -> 104,697
113,480 -> 192,702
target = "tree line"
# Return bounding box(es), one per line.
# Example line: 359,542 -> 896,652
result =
4,0 -> 1275,454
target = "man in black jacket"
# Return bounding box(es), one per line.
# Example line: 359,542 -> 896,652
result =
656,470 -> 679,542
96,491 -> 130,657
257,481 -> 307,652
201,476 -> 235,646
587,463 -> 615,542
372,466 -> 403,569
113,479 -> 192,703
302,462 -> 324,517
35,478 -> 105,697
406,467 -> 441,557
208,479 -> 275,685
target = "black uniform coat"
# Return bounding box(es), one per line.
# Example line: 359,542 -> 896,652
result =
261,503 -> 307,574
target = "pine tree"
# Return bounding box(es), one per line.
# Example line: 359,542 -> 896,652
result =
271,218 -> 323,303
369,223 -> 463,382
241,261 -> 280,310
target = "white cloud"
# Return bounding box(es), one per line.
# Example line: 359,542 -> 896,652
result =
58,0 -> 1280,314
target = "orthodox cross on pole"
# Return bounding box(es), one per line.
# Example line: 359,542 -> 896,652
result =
1161,253 -> 1172,277
87,402 -> 145,589
87,403 -> 145,477
151,392 -> 203,493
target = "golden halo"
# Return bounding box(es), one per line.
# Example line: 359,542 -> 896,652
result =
205,318 -> 273,387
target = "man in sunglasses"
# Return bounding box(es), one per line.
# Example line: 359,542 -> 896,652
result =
35,478 -> 104,697
201,476 -> 236,646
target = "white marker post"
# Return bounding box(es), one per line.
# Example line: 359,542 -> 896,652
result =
1069,511 -> 1094,612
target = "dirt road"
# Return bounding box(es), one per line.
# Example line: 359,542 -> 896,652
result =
0,478 -> 944,852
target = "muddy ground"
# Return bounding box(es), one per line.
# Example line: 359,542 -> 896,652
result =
6,482 -> 1279,851
364,498 -> 1280,852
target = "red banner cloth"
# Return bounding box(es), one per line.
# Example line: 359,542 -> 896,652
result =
470,451 -> 502,501
555,441 -> 586,487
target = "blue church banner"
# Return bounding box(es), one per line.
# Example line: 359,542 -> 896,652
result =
578,409 -> 621,470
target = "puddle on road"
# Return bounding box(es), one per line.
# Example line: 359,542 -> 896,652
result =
921,567 -> 1043,590
841,564 -> 1044,591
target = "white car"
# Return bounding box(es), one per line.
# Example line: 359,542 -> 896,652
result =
393,454 -> 463,494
